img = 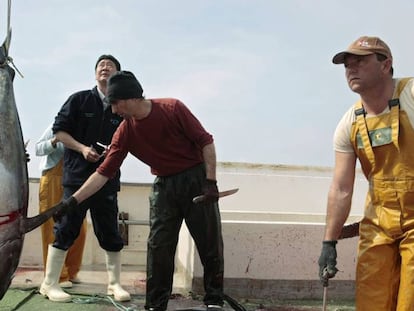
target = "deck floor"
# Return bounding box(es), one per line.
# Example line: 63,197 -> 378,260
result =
0,266 -> 355,310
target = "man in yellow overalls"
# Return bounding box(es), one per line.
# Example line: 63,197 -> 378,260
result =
318,36 -> 414,310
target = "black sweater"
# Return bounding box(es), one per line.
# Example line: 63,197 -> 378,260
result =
53,86 -> 123,192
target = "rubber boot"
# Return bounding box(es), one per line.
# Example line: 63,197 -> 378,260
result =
39,245 -> 71,302
105,251 -> 131,301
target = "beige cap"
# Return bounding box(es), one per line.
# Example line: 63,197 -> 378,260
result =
332,36 -> 392,64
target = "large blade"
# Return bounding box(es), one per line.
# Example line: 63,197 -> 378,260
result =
22,202 -> 64,233
339,221 -> 360,239
192,188 -> 239,204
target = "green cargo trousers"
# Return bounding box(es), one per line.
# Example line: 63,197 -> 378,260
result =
145,163 -> 224,311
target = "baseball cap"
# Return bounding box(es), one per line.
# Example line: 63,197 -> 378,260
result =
332,36 -> 392,64
95,54 -> 121,71
105,70 -> 144,104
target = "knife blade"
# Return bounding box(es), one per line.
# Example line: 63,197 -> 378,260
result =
192,188 -> 239,204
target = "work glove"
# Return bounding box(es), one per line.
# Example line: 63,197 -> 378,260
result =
53,196 -> 78,223
202,179 -> 219,203
318,240 -> 338,287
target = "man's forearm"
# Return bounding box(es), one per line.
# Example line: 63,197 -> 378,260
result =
73,172 -> 109,204
324,189 -> 353,240
55,131 -> 85,154
202,143 -> 216,180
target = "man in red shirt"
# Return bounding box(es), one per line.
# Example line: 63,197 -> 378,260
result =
58,70 -> 224,311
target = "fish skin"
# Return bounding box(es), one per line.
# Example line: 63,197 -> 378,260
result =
0,41 -> 66,300
0,52 -> 28,299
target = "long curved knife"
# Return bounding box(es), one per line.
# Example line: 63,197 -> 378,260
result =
192,188 -> 239,204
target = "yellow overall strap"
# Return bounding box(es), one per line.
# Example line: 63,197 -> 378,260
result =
390,77 -> 411,151
354,101 -> 375,167
354,77 -> 412,167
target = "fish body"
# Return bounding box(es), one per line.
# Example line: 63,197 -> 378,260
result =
0,34 -> 64,300
0,35 -> 29,299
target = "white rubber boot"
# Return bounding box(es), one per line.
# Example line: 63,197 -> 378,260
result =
105,251 -> 131,301
39,245 -> 72,302
59,280 -> 73,288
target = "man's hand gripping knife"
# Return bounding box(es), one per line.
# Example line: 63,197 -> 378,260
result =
318,240 -> 338,287
202,179 -> 219,203
53,196 -> 78,223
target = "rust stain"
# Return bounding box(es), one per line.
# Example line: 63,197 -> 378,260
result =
245,256 -> 253,273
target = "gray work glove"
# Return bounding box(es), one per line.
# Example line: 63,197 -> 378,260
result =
53,196 -> 78,223
318,240 -> 338,287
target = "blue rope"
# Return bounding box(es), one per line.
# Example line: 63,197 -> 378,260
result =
72,294 -> 138,311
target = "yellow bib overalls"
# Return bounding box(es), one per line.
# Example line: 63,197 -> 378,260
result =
351,78 -> 414,310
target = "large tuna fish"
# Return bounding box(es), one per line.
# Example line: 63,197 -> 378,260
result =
0,30 -> 65,300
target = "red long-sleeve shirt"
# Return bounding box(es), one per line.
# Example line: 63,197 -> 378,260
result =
97,98 -> 213,178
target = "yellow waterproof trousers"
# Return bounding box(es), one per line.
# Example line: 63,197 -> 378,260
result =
39,160 -> 87,282
351,82 -> 414,310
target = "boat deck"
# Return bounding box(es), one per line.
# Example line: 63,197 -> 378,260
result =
0,266 -> 355,310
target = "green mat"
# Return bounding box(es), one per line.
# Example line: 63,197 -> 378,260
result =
0,288 -> 143,311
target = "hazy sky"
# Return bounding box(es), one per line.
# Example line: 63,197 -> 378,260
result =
1,0 -> 413,182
